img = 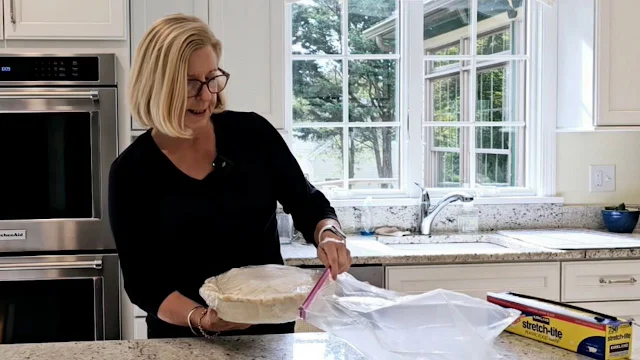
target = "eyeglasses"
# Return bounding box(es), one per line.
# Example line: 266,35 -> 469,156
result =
187,68 -> 230,98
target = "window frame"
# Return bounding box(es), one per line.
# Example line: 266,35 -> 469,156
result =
284,0 -> 560,205
424,25 -> 524,189
284,0 -> 405,198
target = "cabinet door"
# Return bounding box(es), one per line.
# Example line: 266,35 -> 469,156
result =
209,0 -> 285,129
129,0 -> 209,130
386,263 -> 561,301
596,0 -> 640,126
3,0 -> 126,39
133,317 -> 148,340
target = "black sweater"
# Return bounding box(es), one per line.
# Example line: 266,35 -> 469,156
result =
108,111 -> 336,337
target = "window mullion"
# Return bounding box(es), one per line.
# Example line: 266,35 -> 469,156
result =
341,0 -> 349,191
406,0 -> 425,196
468,0 -> 478,189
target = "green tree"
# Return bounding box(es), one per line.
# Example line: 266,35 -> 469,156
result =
291,0 -> 517,188
291,0 -> 397,188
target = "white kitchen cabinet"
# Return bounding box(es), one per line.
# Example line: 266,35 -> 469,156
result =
561,260 -> 640,302
2,0 -> 127,39
129,0 -> 209,130
595,0 -> 640,126
567,301 -> 640,323
132,305 -> 147,339
209,0 -> 285,129
130,0 -> 209,61
134,318 -> 148,340
386,263 -> 561,301
128,0 -> 285,130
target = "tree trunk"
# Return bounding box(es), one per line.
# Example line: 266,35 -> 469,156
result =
381,127 -> 393,188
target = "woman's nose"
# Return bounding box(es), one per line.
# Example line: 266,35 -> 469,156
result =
198,85 -> 212,101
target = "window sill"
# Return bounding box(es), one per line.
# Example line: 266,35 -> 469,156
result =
328,196 -> 564,207
556,126 -> 640,133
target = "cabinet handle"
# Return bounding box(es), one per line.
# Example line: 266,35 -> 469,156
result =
599,277 -> 637,285
10,0 -> 16,24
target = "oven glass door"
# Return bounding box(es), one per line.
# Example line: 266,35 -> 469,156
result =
0,277 -> 102,344
0,255 -> 117,344
0,89 -> 100,221
0,112 -> 93,220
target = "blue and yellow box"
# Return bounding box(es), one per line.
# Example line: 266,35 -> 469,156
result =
487,292 -> 633,360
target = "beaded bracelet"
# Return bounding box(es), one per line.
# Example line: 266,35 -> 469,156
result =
197,308 -> 220,339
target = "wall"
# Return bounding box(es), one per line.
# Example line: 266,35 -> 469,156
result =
557,132 -> 640,205
553,0 -> 640,205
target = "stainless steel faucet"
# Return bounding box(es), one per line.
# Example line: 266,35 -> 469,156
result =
415,183 -> 474,235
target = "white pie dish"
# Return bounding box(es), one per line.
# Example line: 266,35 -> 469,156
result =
199,264 -> 322,324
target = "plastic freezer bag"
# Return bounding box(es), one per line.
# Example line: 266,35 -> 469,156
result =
301,272 -> 521,360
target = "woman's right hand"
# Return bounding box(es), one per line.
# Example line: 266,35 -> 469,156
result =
197,308 -> 252,333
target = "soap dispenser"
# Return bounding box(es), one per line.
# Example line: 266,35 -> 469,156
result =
360,196 -> 375,236
457,201 -> 479,233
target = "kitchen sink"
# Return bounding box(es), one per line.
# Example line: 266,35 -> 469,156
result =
374,233 -> 553,253
387,242 -> 509,250
384,242 -> 519,254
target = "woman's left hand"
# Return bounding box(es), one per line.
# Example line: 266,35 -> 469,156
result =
317,233 -> 352,280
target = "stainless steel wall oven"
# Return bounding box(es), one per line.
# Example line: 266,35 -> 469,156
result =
0,53 -> 117,253
0,53 -> 120,344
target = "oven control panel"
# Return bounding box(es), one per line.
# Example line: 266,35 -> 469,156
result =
0,56 -> 100,82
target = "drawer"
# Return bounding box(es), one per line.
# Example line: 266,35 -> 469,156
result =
562,260 -> 640,302
134,317 -> 148,339
386,262 -> 561,301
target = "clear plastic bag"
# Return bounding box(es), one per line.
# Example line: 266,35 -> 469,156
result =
199,265 -> 322,324
301,272 -> 521,360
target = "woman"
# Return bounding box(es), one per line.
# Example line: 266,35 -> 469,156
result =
108,14 -> 352,339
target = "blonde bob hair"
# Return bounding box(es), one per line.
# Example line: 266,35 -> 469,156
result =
129,14 -> 226,138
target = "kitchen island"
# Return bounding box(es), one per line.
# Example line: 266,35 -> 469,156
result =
1,332 -> 633,360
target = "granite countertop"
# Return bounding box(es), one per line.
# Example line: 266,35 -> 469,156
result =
2,332 -> 633,360
281,231 -> 640,266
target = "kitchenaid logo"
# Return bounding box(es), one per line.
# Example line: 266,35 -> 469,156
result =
0,230 -> 26,240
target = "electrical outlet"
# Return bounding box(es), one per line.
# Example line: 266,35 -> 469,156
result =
589,165 -> 615,192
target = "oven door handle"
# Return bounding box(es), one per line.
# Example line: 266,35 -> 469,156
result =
0,260 -> 103,271
0,91 -> 99,100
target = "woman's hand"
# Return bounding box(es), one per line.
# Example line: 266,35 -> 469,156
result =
197,308 -> 252,333
317,232 -> 352,280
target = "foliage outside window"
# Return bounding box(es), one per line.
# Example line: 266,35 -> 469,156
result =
287,0 -> 530,198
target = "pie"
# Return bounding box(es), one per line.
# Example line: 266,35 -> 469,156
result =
199,264 -> 322,324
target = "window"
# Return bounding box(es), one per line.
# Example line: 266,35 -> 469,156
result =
287,0 -> 402,196
423,1 -> 527,190
285,0 -> 550,200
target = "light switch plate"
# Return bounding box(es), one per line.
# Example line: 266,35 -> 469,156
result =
589,165 -> 615,192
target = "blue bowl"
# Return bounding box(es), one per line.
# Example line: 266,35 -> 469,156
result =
601,210 -> 640,233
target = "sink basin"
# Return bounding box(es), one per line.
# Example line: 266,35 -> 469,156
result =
374,233 -> 553,254
387,243 -> 508,251
385,242 -> 519,254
